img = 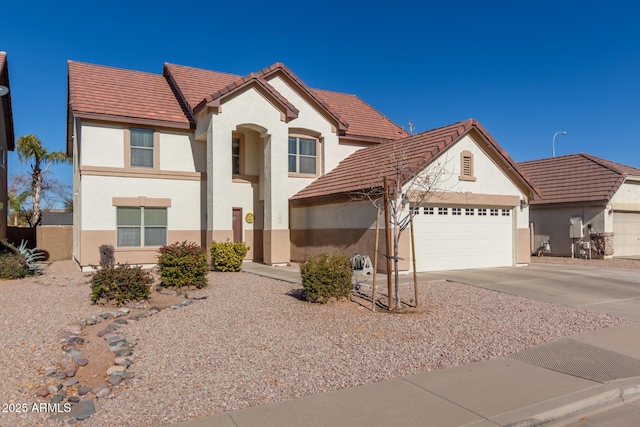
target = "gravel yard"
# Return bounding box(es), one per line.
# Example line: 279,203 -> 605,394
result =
0,261 -> 632,426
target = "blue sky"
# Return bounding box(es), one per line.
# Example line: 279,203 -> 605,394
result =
3,1 -> 640,197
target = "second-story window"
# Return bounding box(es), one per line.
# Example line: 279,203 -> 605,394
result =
130,128 -> 154,168
288,136 -> 317,175
232,137 -> 241,175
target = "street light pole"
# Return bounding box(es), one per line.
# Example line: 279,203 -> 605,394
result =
552,131 -> 567,157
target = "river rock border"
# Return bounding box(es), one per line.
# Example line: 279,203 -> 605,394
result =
33,287 -> 207,423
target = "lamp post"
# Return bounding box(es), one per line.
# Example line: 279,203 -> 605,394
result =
552,131 -> 566,157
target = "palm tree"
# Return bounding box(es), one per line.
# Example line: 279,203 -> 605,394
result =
16,134 -> 69,227
8,190 -> 31,226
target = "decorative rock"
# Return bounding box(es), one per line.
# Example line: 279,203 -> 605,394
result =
115,349 -> 133,357
117,307 -> 131,314
91,382 -> 109,395
52,372 -> 67,380
97,329 -> 111,338
35,387 -> 50,397
106,366 -> 126,376
112,318 -> 128,325
68,396 -> 80,403
47,385 -> 59,394
108,374 -> 122,386
98,312 -> 114,319
107,335 -> 122,344
114,357 -> 133,367
58,389 -> 67,398
95,387 -> 111,398
44,366 -> 57,376
121,372 -> 135,380
73,358 -> 89,367
68,336 -> 84,345
75,318 -> 86,327
62,378 -> 79,387
78,386 -> 92,396
85,317 -> 100,325
186,293 -> 207,300
52,394 -> 64,403
65,348 -> 83,358
66,325 -> 82,335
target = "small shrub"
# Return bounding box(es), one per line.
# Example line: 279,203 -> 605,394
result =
210,239 -> 249,272
0,239 -> 37,279
99,244 -> 115,268
90,264 -> 153,306
158,241 -> 209,289
300,252 -> 353,303
0,252 -> 29,279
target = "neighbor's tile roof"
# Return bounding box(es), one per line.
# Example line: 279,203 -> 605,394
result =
164,62 -> 406,141
291,119 -> 538,203
0,51 -> 14,150
68,61 -> 193,128
518,153 -> 640,205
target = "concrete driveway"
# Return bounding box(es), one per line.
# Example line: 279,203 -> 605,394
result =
420,263 -> 640,321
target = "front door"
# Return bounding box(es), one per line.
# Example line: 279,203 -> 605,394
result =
232,208 -> 243,242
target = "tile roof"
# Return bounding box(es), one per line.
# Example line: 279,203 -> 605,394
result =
291,119 -> 538,203
68,61 -> 193,128
519,154 -> 640,205
164,62 -> 405,141
0,51 -> 14,150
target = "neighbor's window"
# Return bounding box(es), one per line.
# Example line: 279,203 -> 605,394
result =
232,137 -> 241,175
288,136 -> 317,174
117,207 -> 167,247
130,128 -> 154,168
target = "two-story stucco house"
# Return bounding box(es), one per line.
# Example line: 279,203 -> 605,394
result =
0,51 -> 15,240
67,60 -> 538,272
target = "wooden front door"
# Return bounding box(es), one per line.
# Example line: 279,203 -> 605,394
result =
232,208 -> 243,242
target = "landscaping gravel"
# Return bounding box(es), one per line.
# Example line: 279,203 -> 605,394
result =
0,261 -> 632,426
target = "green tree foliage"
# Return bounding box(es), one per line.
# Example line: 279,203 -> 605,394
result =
16,134 -> 69,226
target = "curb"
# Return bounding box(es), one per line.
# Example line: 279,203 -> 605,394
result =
502,379 -> 640,427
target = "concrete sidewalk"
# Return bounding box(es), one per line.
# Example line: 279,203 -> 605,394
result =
165,263 -> 640,427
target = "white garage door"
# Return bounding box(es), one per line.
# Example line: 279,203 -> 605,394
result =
613,211 -> 640,257
413,206 -> 514,272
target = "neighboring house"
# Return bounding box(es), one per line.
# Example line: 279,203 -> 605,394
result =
0,52 -> 15,240
291,119 -> 539,271
67,60 -> 537,272
519,154 -> 640,258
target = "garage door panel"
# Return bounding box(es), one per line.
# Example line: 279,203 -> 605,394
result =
613,211 -> 640,256
414,206 -> 513,271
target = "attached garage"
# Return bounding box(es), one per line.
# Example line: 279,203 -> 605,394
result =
290,119 -> 537,272
413,206 -> 514,271
613,211 -> 640,256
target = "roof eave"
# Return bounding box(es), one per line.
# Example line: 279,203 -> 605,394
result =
0,57 -> 15,151
71,111 -> 195,130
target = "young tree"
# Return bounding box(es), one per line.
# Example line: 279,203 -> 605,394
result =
16,134 -> 69,227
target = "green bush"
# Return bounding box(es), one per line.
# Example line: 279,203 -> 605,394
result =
90,264 -> 153,305
0,252 -> 29,279
300,252 -> 353,303
158,241 -> 209,289
210,239 -> 249,272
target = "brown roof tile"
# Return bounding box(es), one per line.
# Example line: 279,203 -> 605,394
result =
0,51 -> 14,150
164,62 -> 405,141
518,153 -> 640,205
291,119 -> 538,203
68,61 -> 193,128
312,89 -> 408,141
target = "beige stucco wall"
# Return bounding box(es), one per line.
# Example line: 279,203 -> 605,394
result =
611,179 -> 640,209
160,131 -> 205,172
80,122 -> 125,167
81,175 -> 203,231
0,100 -> 8,239
530,205 -> 607,256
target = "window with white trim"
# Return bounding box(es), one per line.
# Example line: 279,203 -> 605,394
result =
452,208 -> 461,215
130,129 -> 154,168
288,136 -> 317,174
117,207 -> 167,247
